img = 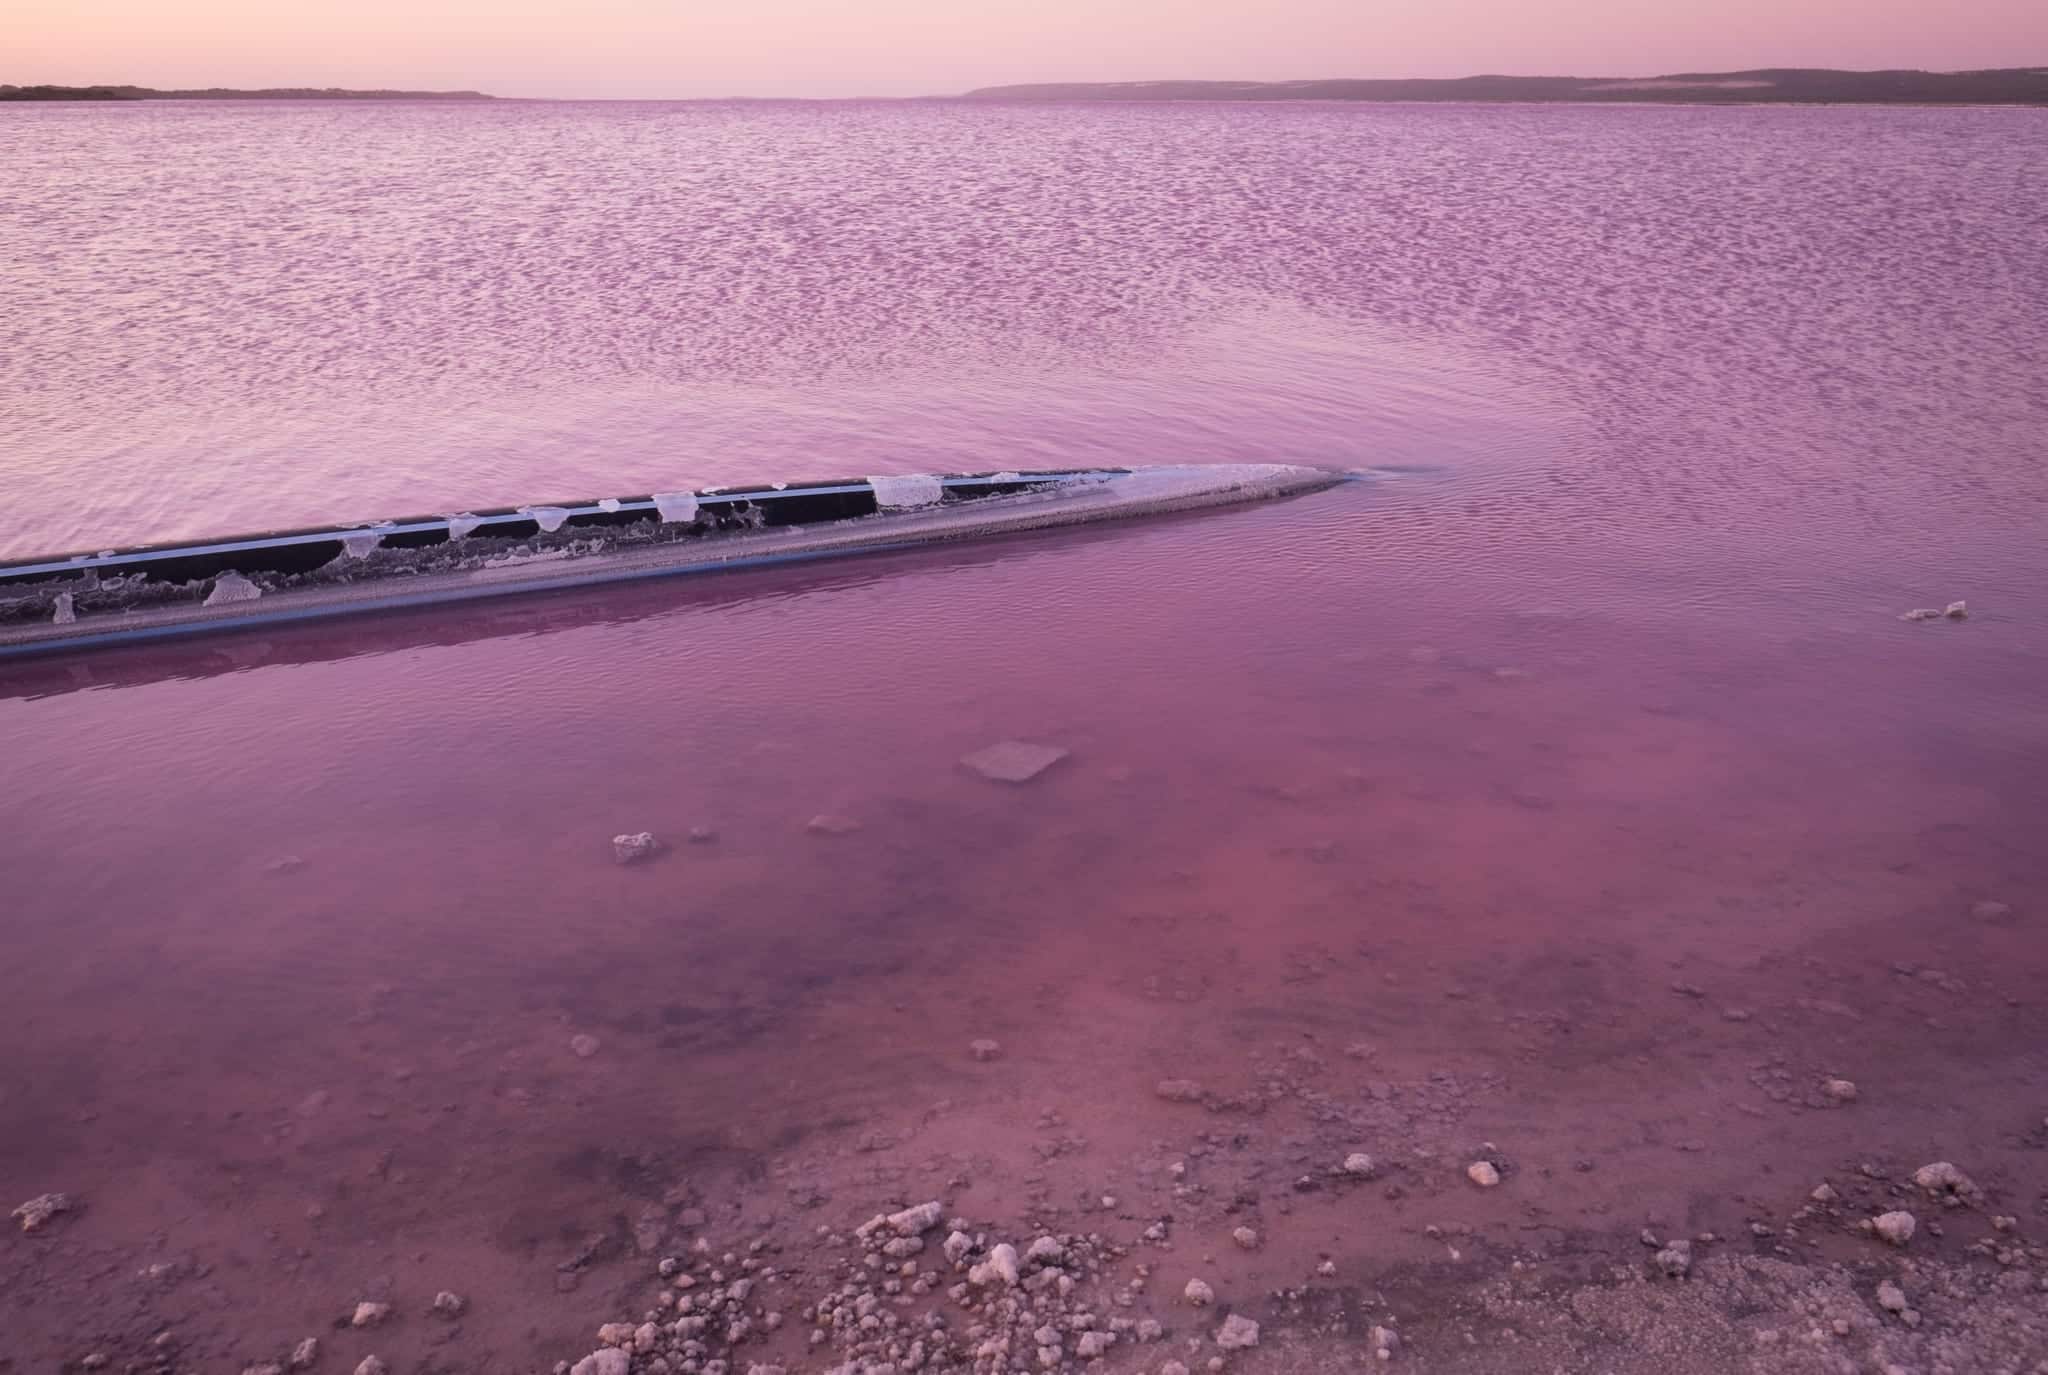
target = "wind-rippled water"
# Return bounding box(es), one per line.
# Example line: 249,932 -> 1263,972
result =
3,99 -> 2047,1373
3,99 -> 2043,563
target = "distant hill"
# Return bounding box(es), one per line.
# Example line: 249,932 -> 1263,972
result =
962,68 -> 2048,106
0,84 -> 493,102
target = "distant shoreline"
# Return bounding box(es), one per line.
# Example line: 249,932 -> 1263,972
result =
0,84 -> 493,102
960,67 -> 2048,106
7,66 -> 2046,106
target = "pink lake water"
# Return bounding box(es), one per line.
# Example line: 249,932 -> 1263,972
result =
2,100 -> 2047,1374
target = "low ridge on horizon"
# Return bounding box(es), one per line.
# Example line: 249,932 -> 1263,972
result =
959,66 -> 2048,104
0,83 -> 493,101
6,66 -> 2047,105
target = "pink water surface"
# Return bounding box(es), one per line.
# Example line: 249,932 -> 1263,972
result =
1,99 -> 2047,1372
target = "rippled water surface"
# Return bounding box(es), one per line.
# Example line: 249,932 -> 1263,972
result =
3,101 -> 2048,1373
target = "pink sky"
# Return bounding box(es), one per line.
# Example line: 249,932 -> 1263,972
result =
8,0 -> 2047,98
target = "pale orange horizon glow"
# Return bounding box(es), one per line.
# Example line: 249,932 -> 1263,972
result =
7,0 -> 2047,99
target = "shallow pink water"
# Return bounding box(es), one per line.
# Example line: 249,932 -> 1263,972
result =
1,100 -> 2047,1373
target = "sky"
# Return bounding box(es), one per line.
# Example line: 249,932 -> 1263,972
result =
7,0 -> 2048,98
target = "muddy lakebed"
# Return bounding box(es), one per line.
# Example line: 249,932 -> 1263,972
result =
4,472 -> 2047,1375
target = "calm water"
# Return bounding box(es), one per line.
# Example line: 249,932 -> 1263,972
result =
2,101 -> 2047,1372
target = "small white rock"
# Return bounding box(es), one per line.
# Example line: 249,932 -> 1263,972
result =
289,1338 -> 320,1370
1873,1211 -> 1917,1247
11,1193 -> 75,1233
571,1352 -> 631,1375
1877,1280 -> 1907,1313
1342,1153 -> 1374,1177
353,1359 -> 387,1375
349,1302 -> 391,1328
1369,1325 -> 1400,1359
569,1033 -> 601,1058
887,1201 -> 945,1235
1231,1227 -> 1259,1250
1466,1161 -> 1501,1188
1214,1314 -> 1260,1350
1912,1161 -> 1975,1196
1183,1278 -> 1215,1307
612,832 -> 658,864
431,1290 -> 466,1316
968,1243 -> 1019,1287
1824,1078 -> 1858,1102
969,1039 -> 1002,1062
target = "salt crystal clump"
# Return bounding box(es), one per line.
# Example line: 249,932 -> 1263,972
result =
1872,1211 -> 1917,1247
519,506 -> 572,534
205,571 -> 263,606
868,474 -> 945,509
1183,1278 -> 1214,1306
653,492 -> 700,524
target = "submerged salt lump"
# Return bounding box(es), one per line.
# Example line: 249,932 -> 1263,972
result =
868,473 -> 945,509
521,505 -> 573,534
13,1192 -> 76,1232
960,740 -> 1070,784
204,571 -> 263,606
52,591 -> 75,624
653,491 -> 700,524
597,498 -> 622,513
444,512 -> 485,540
340,530 -> 383,559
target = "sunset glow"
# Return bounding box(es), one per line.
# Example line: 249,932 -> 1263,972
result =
8,0 -> 2048,98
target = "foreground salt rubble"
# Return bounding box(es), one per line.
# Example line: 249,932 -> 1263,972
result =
550,1144 -> 2048,1375
561,1200 -> 1249,1375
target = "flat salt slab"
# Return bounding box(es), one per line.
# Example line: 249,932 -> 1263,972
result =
961,740 -> 1070,784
